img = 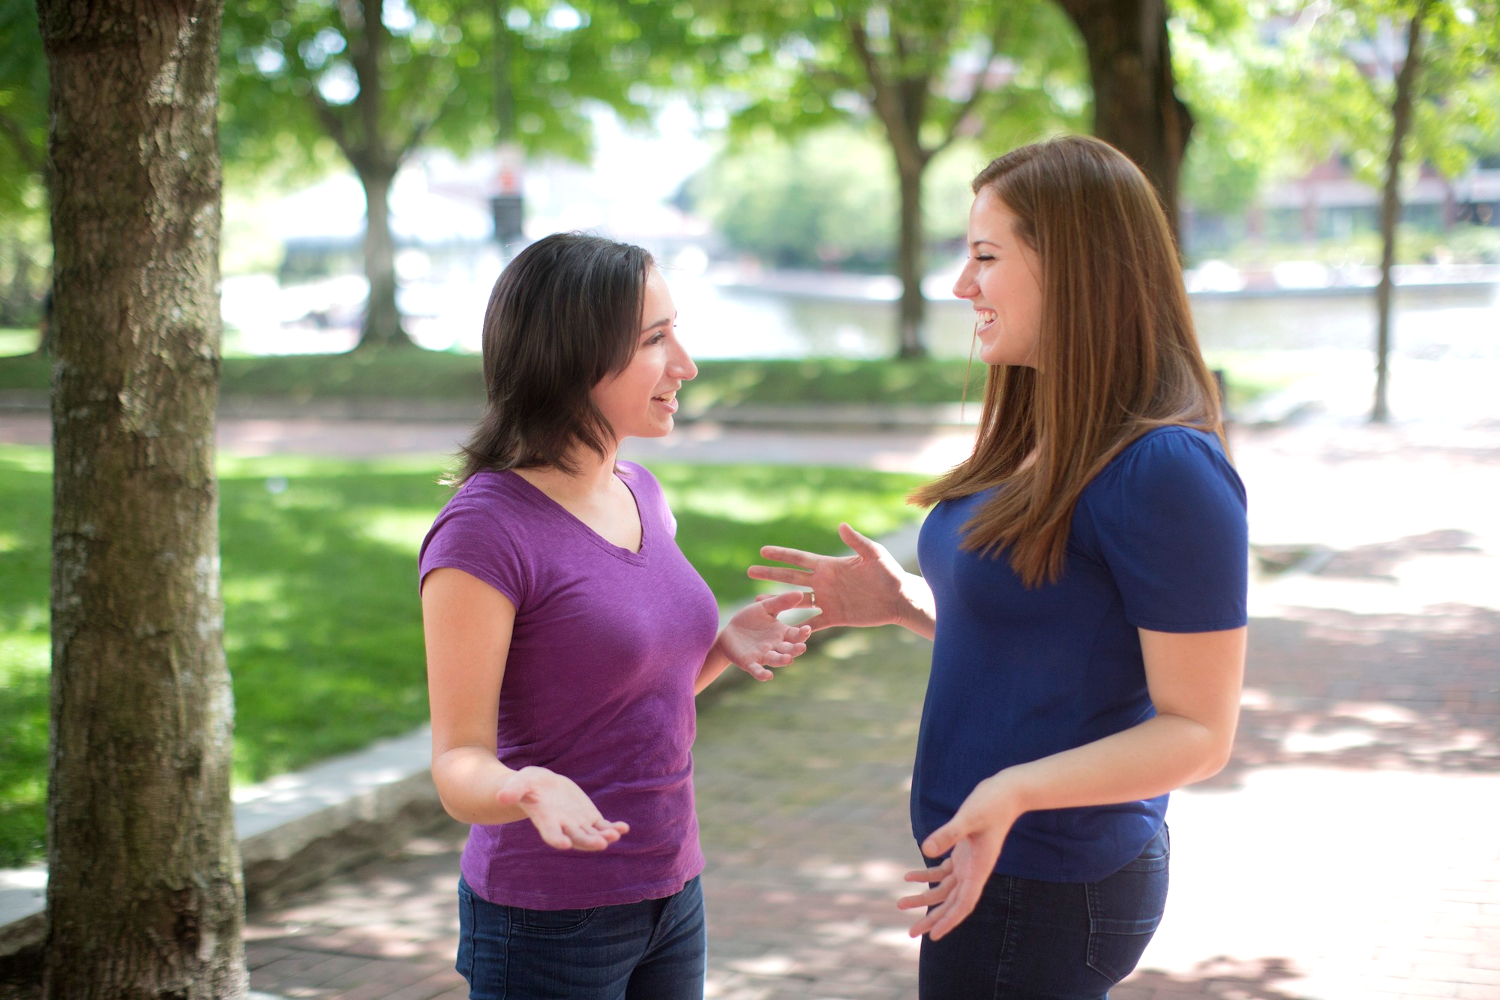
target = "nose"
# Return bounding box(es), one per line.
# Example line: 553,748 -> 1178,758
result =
952,259 -> 977,300
670,340 -> 698,381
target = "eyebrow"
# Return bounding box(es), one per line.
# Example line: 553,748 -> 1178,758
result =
969,239 -> 1001,249
642,311 -> 677,333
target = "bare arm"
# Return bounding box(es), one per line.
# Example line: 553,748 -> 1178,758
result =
899,625 -> 1247,940
422,567 -> 628,850
749,523 -> 937,640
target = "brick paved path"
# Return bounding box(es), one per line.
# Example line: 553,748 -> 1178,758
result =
244,599 -> 1500,999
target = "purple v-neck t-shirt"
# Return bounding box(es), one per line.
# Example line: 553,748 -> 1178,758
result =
418,461 -> 720,909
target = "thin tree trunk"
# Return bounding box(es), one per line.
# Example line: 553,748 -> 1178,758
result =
356,165 -> 410,349
1057,0 -> 1193,242
896,160 -> 928,359
38,0 -> 246,996
1373,0 -> 1432,424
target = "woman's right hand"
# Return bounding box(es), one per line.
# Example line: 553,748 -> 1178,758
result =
495,766 -> 630,852
748,522 -> 926,634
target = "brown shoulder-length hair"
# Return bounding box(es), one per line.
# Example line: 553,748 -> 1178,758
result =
453,232 -> 655,483
910,135 -> 1225,587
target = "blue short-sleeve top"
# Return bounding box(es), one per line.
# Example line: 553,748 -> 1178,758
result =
912,425 -> 1248,882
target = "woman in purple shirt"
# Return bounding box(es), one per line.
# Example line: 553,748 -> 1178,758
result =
419,233 -> 812,999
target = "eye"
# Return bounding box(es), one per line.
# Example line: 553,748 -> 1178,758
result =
974,253 -> 995,263
645,330 -> 667,346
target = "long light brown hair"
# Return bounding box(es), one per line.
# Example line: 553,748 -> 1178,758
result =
911,136 -> 1225,587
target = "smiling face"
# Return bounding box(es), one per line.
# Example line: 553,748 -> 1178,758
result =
590,266 -> 697,443
952,188 -> 1044,368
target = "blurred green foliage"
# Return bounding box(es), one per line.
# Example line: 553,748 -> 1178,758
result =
0,348 -> 989,404
688,126 -> 985,271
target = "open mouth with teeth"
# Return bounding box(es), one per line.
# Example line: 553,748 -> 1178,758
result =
975,309 -> 998,331
652,390 -> 678,412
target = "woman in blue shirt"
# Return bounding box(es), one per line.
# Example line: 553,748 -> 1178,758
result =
751,136 -> 1248,998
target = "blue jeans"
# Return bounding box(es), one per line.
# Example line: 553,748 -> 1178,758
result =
455,875 -> 706,1000
919,824 -> 1169,1000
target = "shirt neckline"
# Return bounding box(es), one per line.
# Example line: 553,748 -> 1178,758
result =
501,466 -> 650,565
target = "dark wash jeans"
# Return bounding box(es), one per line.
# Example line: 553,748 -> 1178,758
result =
455,874 -> 706,1000
919,824 -> 1169,1000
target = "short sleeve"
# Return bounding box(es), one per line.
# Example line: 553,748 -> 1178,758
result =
1082,429 -> 1248,633
418,496 -> 531,608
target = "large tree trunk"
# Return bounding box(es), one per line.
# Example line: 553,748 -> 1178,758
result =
1056,0 -> 1193,241
38,1 -> 246,997
355,164 -> 412,349
1373,0 -> 1432,424
896,160 -> 928,359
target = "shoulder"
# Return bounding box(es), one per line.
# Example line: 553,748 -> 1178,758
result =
618,460 -> 668,505
1092,426 -> 1243,502
424,472 -> 540,549
617,459 -> 658,485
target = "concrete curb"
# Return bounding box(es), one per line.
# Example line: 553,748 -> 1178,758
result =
0,520 -> 926,967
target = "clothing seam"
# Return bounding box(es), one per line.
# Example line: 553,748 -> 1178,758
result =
500,467 -> 652,565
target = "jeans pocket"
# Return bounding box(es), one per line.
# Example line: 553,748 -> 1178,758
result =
455,878 -> 478,984
1084,831 -> 1169,984
516,905 -> 599,934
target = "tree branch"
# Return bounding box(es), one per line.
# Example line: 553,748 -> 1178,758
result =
305,86 -> 357,161
846,16 -> 926,175
932,11 -> 1011,157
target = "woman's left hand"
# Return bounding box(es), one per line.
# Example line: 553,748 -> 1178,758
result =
897,773 -> 1022,940
717,590 -> 814,681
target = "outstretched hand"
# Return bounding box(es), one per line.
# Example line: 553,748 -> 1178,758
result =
748,523 -> 908,632
718,589 -> 813,681
496,765 -> 630,852
896,775 -> 1020,940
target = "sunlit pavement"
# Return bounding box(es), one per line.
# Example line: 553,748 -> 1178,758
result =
5,379 -> 1499,999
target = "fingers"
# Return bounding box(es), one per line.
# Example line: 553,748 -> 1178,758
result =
896,883 -> 951,911
838,522 -> 882,558
926,872 -> 985,940
756,589 -> 809,616
747,564 -> 812,586
740,662 -> 774,682
560,819 -> 610,851
533,815 -> 573,851
756,545 -> 820,569
495,772 -> 533,808
903,858 -> 952,883
921,822 -> 960,860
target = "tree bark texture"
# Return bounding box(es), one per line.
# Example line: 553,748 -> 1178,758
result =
38,1 -> 246,996
345,0 -> 412,349
1373,1 -> 1432,424
896,162 -> 928,359
1056,0 -> 1193,240
356,165 -> 407,349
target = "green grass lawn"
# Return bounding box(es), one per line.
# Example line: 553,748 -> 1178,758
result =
0,330 -> 37,356
0,445 -> 925,866
0,349 -> 982,406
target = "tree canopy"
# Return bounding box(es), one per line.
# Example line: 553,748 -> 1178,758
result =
686,0 -> 1085,356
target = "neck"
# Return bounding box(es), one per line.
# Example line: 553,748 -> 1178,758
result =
518,440 -> 620,501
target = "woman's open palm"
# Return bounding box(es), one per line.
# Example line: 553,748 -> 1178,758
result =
748,523 -> 908,631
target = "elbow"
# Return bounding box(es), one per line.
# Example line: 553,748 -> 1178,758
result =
1191,731 -> 1236,784
430,766 -> 470,824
